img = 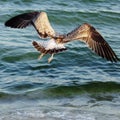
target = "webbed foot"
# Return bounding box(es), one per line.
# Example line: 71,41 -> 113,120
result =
48,54 -> 54,63
38,53 -> 45,60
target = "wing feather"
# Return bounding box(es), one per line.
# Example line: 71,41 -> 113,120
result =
5,12 -> 39,28
5,11 -> 55,38
63,23 -> 119,62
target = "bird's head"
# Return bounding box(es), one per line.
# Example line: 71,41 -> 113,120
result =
53,35 -> 65,44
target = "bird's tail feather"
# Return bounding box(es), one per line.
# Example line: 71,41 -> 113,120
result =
32,41 -> 67,54
32,41 -> 46,53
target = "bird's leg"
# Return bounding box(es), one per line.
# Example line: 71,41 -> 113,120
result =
48,54 -> 54,63
38,53 -> 45,60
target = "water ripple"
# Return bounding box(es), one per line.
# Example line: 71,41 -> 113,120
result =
0,0 -> 120,118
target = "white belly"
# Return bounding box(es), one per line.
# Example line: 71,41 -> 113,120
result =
40,39 -> 65,50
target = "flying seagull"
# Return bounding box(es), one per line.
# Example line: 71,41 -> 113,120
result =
5,11 -> 119,63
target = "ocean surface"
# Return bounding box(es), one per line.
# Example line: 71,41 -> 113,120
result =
0,0 -> 120,120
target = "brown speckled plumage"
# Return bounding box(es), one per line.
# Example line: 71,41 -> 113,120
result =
5,11 -> 119,63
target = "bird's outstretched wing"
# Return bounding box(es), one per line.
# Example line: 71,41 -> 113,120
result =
62,23 -> 119,62
5,11 -> 55,38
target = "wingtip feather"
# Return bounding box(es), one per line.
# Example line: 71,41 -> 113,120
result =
4,11 -> 39,28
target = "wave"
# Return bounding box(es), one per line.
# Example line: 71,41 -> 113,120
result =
0,81 -> 120,102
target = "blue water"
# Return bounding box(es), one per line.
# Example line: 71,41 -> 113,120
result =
0,0 -> 120,120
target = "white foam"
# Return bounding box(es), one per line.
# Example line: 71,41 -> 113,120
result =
1,105 -> 120,120
0,106 -> 95,120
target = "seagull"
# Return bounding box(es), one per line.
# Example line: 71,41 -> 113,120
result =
5,11 -> 119,63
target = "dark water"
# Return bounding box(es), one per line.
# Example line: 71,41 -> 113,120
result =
0,0 -> 120,120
